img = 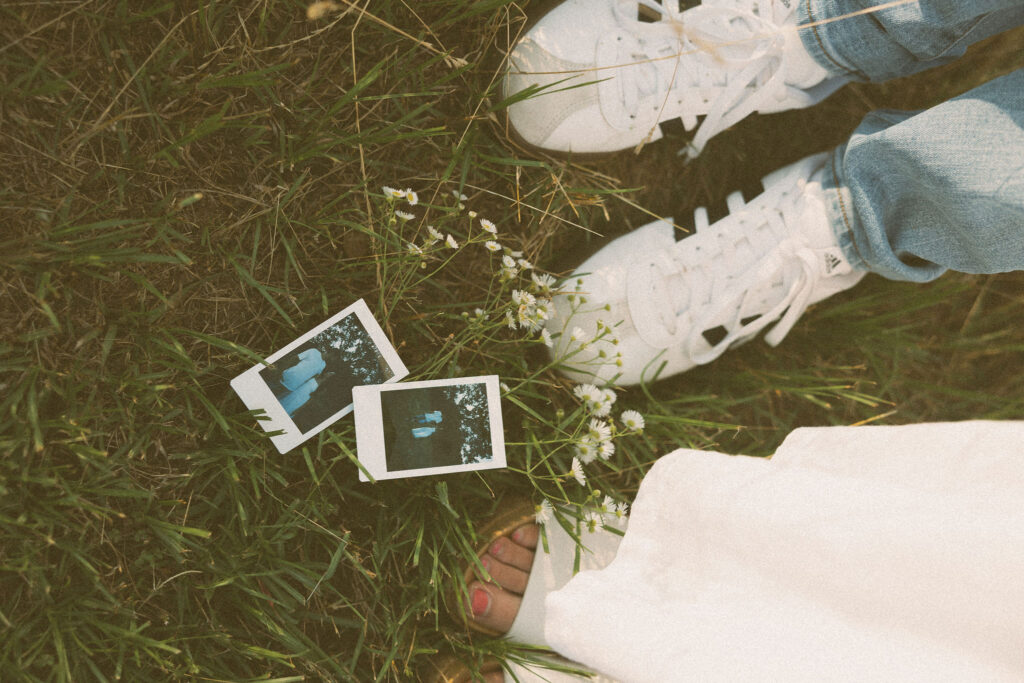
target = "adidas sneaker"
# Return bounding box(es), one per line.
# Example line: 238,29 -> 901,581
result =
503,0 -> 846,156
545,152 -> 866,385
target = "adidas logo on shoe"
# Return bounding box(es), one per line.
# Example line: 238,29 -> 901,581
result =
823,250 -> 845,275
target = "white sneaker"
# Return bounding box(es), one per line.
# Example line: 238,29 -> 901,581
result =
545,153 -> 866,385
503,0 -> 845,156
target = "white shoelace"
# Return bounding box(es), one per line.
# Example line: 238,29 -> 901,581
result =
626,181 -> 825,364
607,0 -> 794,156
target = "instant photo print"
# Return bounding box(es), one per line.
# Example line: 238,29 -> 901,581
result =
352,376 -> 506,481
231,299 -> 408,453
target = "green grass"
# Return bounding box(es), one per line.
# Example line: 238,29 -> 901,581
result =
2,2 -> 1023,680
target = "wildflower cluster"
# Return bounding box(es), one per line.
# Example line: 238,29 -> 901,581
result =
490,266 -> 562,348
590,494 -> 629,531
573,383 -> 617,417
562,383 -> 647,486
380,186 -> 466,264
506,288 -> 554,336
532,494 -> 629,534
382,185 -> 418,207
574,417 -> 615,464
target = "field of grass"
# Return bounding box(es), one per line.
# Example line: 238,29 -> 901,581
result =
2,1 -> 1023,680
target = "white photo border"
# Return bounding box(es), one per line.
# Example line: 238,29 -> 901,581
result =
352,375 -> 506,482
230,299 -> 408,453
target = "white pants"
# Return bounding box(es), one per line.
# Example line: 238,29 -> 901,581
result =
542,421 -> 1024,682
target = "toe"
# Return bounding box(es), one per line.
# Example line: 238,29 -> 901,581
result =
510,523 -> 539,550
466,580 -> 522,635
488,535 -> 534,572
478,553 -> 529,594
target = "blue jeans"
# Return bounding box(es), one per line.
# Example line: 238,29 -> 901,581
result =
798,0 -> 1024,281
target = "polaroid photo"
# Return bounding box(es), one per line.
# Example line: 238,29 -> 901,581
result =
231,299 -> 408,453
352,375 -> 506,481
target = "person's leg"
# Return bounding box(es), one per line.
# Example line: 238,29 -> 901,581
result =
800,0 -> 1024,82
824,68 -> 1024,282
542,69 -> 1024,385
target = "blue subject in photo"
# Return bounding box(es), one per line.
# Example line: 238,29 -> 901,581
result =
411,426 -> 436,439
415,411 -> 443,425
279,377 -> 319,416
281,348 -> 326,391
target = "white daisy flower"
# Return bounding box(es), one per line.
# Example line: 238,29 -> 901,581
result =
575,438 -> 598,464
406,242 -> 423,256
518,306 -> 543,332
588,419 -> 611,443
534,499 -> 553,525
382,185 -> 401,199
445,234 -> 459,249
573,383 -> 601,404
620,409 -> 645,431
505,311 -> 517,330
584,510 -> 604,533
404,188 -> 418,205
480,218 -> 497,234
598,440 -> 615,460
427,225 -> 444,243
533,299 -> 553,321
614,501 -> 629,521
569,327 -> 590,345
511,290 -> 536,307
452,190 -> 468,201
570,456 -> 586,486
501,254 -> 516,269
474,308 -> 486,318
508,249 -> 524,258
599,495 -> 616,515
517,258 -> 533,270
531,272 -> 556,293
484,240 -> 501,252
540,328 -> 553,348
593,399 -> 614,418
468,210 -> 478,218
395,210 -> 415,221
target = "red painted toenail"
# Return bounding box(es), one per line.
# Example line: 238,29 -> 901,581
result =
512,528 -> 523,543
471,588 -> 490,617
490,538 -> 504,555
480,555 -> 491,573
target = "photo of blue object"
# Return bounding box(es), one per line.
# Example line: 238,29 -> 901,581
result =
281,348 -> 326,391
380,383 -> 493,472
280,376 -> 320,415
259,314 -> 395,433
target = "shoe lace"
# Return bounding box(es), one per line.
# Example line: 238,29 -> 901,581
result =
609,0 -> 791,156
626,181 -> 823,364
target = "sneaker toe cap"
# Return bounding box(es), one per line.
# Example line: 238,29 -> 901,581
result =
544,218 -> 686,385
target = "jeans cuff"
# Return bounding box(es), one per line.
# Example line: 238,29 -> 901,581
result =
795,0 -> 866,81
820,146 -> 869,272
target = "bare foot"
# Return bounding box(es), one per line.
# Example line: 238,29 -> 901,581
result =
464,523 -> 540,635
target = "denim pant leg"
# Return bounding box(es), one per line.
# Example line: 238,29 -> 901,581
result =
820,69 -> 1024,282
798,0 -> 1024,82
